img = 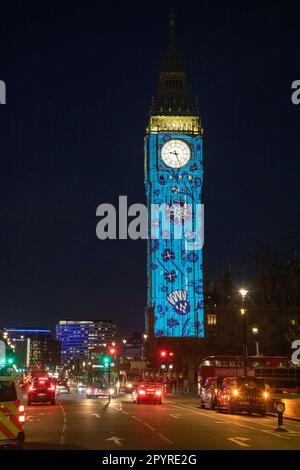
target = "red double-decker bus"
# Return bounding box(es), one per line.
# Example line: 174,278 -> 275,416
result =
197,356 -> 300,394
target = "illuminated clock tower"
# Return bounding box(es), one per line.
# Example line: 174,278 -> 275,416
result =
145,14 -> 204,339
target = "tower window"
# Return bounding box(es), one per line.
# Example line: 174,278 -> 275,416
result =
207,315 -> 217,325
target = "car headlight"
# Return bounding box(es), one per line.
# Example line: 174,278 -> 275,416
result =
232,389 -> 239,397
263,391 -> 269,399
127,383 -> 132,388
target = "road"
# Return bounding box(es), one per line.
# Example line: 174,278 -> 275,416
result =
23,393 -> 300,450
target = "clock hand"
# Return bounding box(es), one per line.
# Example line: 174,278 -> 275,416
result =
170,150 -> 181,166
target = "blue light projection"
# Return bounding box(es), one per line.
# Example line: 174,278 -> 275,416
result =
145,132 -> 204,338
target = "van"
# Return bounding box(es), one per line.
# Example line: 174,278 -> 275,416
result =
0,377 -> 25,449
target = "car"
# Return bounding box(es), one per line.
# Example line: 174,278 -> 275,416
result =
76,381 -> 86,393
200,377 -> 223,410
216,376 -> 269,415
0,377 -> 26,449
56,380 -> 71,394
132,383 -> 163,404
27,376 -> 56,405
86,383 -> 113,399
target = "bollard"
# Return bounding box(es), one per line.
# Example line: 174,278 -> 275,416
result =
274,402 -> 288,432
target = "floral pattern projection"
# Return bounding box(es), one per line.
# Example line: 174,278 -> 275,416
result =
145,132 -> 204,338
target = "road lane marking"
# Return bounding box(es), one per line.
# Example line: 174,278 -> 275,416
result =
91,413 -> 101,418
215,421 -> 230,424
261,430 -> 290,440
158,433 -> 173,445
113,403 -> 174,445
131,416 -> 141,422
169,414 -> 181,419
228,437 -> 251,448
106,436 -> 123,447
59,403 -> 67,448
167,401 -> 300,433
166,401 -> 300,441
143,422 -> 156,431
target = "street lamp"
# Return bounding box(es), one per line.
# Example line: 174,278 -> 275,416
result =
252,327 -> 260,356
142,334 -> 148,360
239,289 -> 248,299
239,288 -> 249,378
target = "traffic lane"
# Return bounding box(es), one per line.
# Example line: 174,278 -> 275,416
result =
169,397 -> 300,434
24,401 -> 65,450
118,397 -> 248,450
117,395 -> 300,450
23,394 -> 300,450
56,397 -> 174,450
163,400 -> 300,449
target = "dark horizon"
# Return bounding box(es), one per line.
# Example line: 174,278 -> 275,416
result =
0,1 -> 300,336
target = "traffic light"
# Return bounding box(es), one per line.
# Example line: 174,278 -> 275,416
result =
101,354 -> 111,364
101,354 -> 112,370
109,348 -> 116,355
159,350 -> 174,358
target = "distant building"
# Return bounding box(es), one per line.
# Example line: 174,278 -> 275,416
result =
204,265 -> 300,357
123,333 -> 143,361
2,328 -> 61,370
56,320 -> 117,364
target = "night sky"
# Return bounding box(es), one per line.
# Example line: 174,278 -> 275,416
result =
0,1 -> 300,336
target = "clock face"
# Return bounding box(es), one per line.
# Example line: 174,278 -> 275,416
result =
161,139 -> 191,168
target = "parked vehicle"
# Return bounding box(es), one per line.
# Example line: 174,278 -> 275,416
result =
216,376 -> 268,415
200,377 -> 223,410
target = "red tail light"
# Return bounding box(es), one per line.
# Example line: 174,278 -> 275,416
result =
29,385 -> 36,391
138,390 -> 146,395
48,384 -> 55,391
18,405 -> 25,413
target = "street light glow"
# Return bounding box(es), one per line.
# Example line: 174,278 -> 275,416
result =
239,288 -> 248,299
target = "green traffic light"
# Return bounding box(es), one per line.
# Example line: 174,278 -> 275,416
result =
7,358 -> 14,365
101,355 -> 111,364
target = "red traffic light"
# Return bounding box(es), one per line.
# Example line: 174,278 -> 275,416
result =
160,350 -> 167,358
109,348 -> 116,355
169,352 -> 174,357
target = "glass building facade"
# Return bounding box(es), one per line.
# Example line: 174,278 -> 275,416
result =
56,320 -> 116,364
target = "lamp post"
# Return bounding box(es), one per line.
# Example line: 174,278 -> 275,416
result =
239,289 -> 248,378
142,334 -> 148,361
122,339 -> 127,364
252,327 -> 260,356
